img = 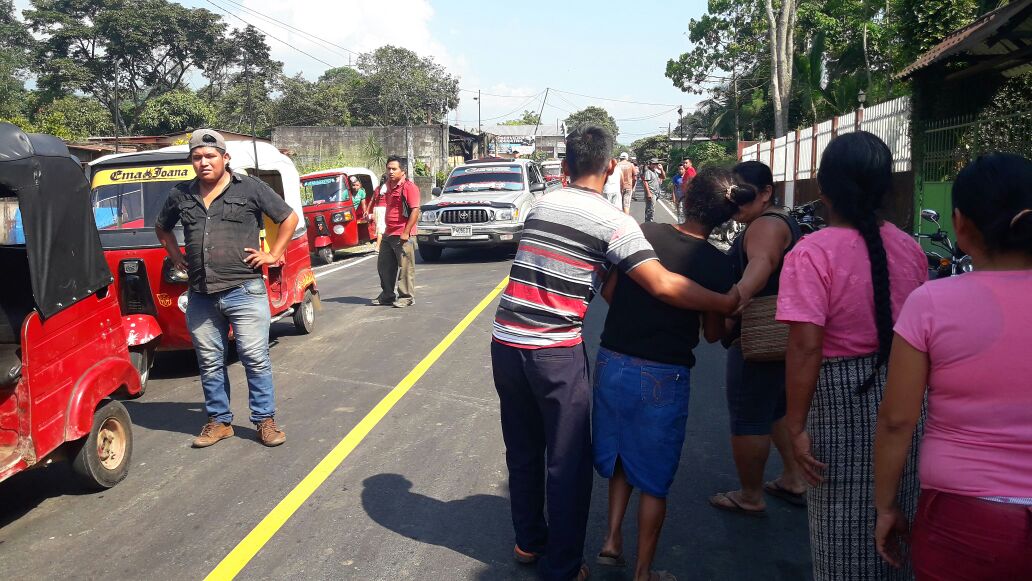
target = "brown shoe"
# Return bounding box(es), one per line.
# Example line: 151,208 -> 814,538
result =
192,419 -> 234,448
256,418 -> 285,447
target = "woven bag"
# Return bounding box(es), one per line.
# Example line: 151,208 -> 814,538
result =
740,295 -> 788,362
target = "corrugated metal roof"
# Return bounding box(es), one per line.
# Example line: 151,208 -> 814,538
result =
898,0 -> 1032,79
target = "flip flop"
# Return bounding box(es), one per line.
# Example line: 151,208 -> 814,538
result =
764,480 -> 807,507
512,545 -> 539,564
596,551 -> 626,567
708,492 -> 767,517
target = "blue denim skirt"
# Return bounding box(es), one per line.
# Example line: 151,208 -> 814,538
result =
592,347 -> 691,498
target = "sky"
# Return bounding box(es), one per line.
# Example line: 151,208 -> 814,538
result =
15,0 -> 714,144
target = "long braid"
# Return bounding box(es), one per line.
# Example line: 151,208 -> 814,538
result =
854,212 -> 893,390
817,131 -> 894,391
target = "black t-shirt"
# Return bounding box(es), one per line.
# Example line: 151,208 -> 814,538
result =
600,222 -> 734,368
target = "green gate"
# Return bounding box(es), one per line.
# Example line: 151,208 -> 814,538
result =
916,109 -> 1032,241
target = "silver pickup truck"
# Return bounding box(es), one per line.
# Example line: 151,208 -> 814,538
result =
415,158 -> 560,261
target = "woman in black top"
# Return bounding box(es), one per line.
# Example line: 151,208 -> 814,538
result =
709,161 -> 806,516
593,167 -> 737,581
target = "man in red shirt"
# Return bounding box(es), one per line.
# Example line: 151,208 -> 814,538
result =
371,156 -> 421,308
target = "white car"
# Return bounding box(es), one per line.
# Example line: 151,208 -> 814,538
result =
415,158 -> 560,261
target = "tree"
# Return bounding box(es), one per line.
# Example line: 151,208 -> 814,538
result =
0,0 -> 30,119
26,0 -> 226,133
34,95 -> 114,139
630,135 -> 670,164
500,110 -> 541,126
893,0 -> 978,64
353,45 -> 459,126
137,90 -> 216,135
210,25 -> 283,135
564,106 -> 619,139
764,0 -> 797,137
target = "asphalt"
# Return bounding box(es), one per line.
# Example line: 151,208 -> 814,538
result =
0,195 -> 812,580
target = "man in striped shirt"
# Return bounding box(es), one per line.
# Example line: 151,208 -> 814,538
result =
491,126 -> 739,581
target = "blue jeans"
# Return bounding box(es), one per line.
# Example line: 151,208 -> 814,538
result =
186,278 -> 275,424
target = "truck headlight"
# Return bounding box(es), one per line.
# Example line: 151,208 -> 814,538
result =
496,208 -> 518,221
420,210 -> 438,223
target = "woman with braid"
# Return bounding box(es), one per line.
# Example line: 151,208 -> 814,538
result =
775,131 -> 927,580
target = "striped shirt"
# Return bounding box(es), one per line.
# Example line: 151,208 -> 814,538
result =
493,186 -> 658,349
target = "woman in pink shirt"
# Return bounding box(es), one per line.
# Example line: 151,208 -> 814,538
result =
874,153 -> 1032,578
777,132 -> 928,580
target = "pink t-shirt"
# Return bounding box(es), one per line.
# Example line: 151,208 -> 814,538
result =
776,223 -> 927,357
894,270 -> 1032,498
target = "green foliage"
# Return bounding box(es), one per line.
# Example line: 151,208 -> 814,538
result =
34,95 -> 114,140
670,141 -> 737,171
361,135 -> 387,171
500,110 -> 541,126
354,45 -> 459,126
893,0 -> 978,64
413,160 -> 431,177
564,106 -> 619,139
137,90 -> 216,135
630,135 -> 669,164
0,0 -> 30,119
25,0 -> 226,132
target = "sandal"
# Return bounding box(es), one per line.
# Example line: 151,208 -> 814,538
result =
577,563 -> 590,580
708,492 -> 767,517
764,480 -> 807,507
595,551 -> 626,567
512,545 -> 539,564
649,572 -> 677,581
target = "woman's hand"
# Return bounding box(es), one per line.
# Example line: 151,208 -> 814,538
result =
791,430 -> 827,486
874,505 -> 910,568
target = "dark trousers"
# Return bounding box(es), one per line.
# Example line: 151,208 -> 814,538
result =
491,341 -> 593,581
644,193 -> 655,222
376,235 -> 415,303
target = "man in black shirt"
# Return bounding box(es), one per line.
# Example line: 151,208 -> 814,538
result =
155,129 -> 299,448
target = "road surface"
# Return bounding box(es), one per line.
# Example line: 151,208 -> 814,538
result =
0,196 -> 811,580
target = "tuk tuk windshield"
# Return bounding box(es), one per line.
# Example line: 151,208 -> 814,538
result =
301,176 -> 350,206
91,181 -> 172,230
0,198 -> 24,245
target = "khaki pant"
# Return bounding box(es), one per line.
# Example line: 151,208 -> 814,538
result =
376,235 -> 415,303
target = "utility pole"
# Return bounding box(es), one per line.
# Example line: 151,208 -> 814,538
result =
473,90 -> 482,157
245,59 -> 259,174
533,87 -> 550,136
113,58 -> 120,153
678,105 -> 684,146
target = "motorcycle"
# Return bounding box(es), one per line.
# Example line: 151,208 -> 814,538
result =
789,199 -> 826,235
915,208 -> 973,279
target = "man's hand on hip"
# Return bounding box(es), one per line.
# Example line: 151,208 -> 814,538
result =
244,247 -> 281,268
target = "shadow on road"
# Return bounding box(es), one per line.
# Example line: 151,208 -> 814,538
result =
0,460 -> 94,531
320,296 -> 372,305
361,473 -> 535,581
120,400 -> 258,442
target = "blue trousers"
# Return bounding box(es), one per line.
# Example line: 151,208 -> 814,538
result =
186,278 -> 275,424
491,340 -> 592,581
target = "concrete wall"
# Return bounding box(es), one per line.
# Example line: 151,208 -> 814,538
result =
273,125 -> 450,178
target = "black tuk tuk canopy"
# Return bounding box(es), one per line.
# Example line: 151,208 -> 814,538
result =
0,122 -> 113,319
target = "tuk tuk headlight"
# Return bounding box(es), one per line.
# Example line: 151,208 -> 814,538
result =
331,212 -> 346,223
177,292 -> 189,313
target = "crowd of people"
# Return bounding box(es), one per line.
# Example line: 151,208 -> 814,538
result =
490,125 -> 1032,580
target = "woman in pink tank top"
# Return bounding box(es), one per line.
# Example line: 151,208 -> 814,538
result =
874,153 -> 1032,579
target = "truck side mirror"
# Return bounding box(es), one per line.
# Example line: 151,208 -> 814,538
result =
432,187 -> 442,197
530,182 -> 546,193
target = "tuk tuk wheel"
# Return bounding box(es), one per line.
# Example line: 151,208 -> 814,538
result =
128,347 -> 152,398
71,400 -> 133,490
316,247 -> 334,265
293,289 -> 315,334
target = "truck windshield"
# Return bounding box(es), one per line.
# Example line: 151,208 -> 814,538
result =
444,165 -> 524,193
301,176 -> 349,206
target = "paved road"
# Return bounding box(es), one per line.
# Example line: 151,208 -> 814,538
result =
0,196 -> 811,580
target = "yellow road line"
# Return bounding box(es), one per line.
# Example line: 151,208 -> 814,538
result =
205,276 -> 510,580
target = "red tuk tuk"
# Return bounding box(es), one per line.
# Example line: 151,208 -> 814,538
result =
0,123 -> 141,489
87,141 -> 318,392
300,167 -> 380,264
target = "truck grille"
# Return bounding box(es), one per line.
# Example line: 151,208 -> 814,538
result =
440,209 -> 489,224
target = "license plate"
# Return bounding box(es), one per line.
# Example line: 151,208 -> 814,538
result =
450,225 -> 473,237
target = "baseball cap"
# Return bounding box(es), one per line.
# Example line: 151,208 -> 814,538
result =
649,157 -> 659,164
189,129 -> 226,153
619,152 -> 629,160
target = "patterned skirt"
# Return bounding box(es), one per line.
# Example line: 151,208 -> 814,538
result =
806,355 -> 923,581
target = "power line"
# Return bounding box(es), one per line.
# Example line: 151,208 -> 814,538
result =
216,0 -> 363,58
551,88 -> 677,107
478,91 -> 547,122
204,0 -> 340,70
614,107 -> 680,122
459,88 -> 540,99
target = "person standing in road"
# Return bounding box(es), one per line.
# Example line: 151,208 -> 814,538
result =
618,152 -> 638,215
155,129 -> 298,448
641,158 -> 663,223
371,174 -> 388,253
491,126 -> 739,581
602,156 -> 624,208
593,167 -> 738,581
371,156 -> 420,308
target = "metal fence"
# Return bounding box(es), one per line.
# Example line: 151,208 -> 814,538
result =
740,97 -> 911,205
920,109 -> 1032,182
